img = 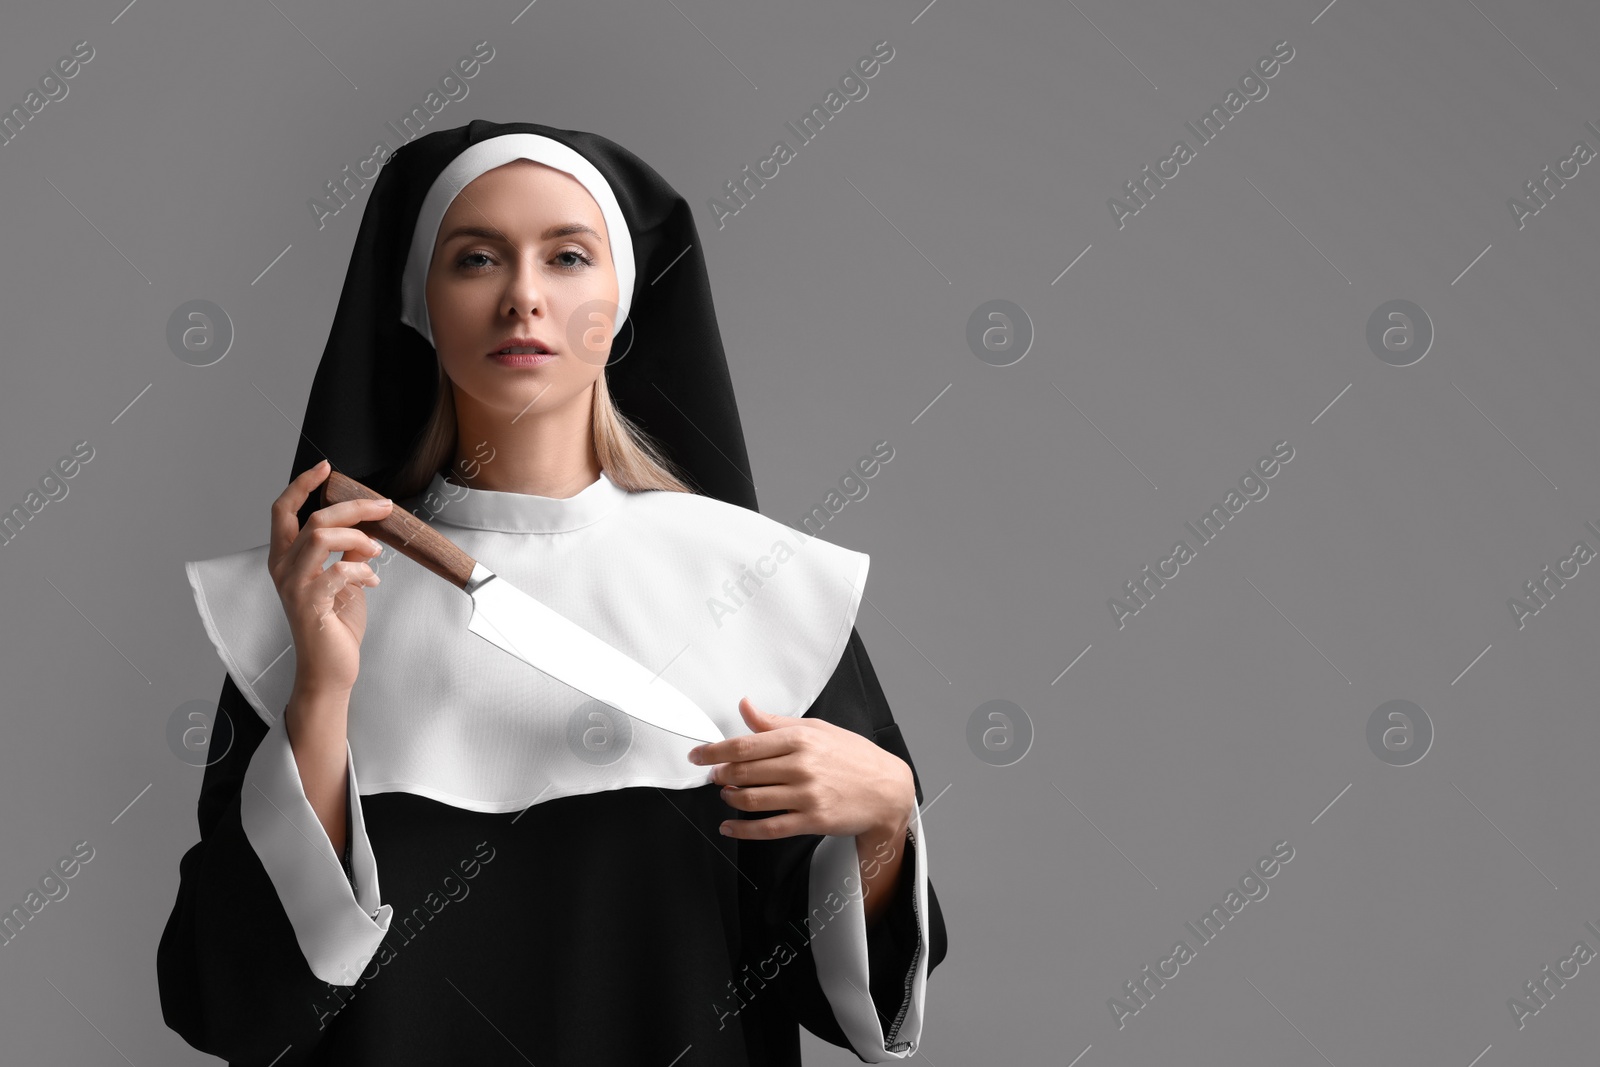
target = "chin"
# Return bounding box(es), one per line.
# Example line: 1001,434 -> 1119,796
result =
506,381 -> 571,411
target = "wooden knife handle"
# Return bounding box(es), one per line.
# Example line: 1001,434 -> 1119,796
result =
321,469 -> 478,590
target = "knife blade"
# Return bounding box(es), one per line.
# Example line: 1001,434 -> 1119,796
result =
322,469 -> 726,744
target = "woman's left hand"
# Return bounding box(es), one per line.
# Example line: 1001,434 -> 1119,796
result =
689,697 -> 916,840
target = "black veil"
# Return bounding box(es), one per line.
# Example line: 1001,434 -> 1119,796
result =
288,118 -> 756,527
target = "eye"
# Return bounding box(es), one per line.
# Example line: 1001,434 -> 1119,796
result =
454,248 -> 596,272
554,248 -> 597,270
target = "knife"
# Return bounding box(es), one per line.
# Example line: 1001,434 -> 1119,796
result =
322,469 -> 726,744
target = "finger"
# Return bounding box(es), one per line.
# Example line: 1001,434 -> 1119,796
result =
306,560 -> 380,607
316,563 -> 382,598
710,752 -> 804,789
283,527 -> 386,588
721,812 -> 808,840
307,562 -> 380,623
283,497 -> 392,570
718,783 -> 801,813
324,563 -> 377,604
270,459 -> 331,561
305,495 -> 395,536
690,725 -> 805,768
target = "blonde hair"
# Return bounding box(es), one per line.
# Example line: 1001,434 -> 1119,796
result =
388,360 -> 698,500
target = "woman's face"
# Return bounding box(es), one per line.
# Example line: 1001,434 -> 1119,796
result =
425,159 -> 621,422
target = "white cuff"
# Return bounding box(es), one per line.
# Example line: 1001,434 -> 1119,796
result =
240,714 -> 393,986
808,805 -> 930,1060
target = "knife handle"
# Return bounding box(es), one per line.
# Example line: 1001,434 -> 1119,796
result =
321,470 -> 478,590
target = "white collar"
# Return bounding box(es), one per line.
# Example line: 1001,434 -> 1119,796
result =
186,479 -> 870,813
422,469 -> 630,534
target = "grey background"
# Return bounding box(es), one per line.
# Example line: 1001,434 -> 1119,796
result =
1,0 -> 1598,1062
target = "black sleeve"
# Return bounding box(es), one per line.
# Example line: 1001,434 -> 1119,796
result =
736,627 -> 949,1061
156,674 -> 352,1066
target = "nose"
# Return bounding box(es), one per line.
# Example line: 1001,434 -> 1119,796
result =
501,253 -> 548,320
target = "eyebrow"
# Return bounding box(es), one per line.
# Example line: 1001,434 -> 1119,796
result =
439,222 -> 603,244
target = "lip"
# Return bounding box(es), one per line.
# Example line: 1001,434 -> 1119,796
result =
490,351 -> 558,368
488,336 -> 555,355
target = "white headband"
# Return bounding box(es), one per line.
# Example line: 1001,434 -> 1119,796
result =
398,133 -> 636,348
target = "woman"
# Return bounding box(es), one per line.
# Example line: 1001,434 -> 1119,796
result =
157,119 -> 947,1065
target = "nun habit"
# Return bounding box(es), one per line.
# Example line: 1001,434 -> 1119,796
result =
156,119 -> 948,1066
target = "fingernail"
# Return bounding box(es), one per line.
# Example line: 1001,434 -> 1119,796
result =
718,822 -> 731,835
688,747 -> 703,764
379,498 -> 393,507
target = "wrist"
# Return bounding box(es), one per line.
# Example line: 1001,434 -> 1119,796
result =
876,767 -> 917,838
291,674 -> 355,704
286,679 -> 353,744
863,806 -> 913,844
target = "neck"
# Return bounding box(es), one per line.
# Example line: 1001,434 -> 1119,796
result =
447,381 -> 602,499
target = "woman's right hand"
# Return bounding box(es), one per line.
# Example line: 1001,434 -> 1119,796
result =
269,459 -> 394,695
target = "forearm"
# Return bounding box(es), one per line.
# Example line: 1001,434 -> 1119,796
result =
284,680 -> 352,857
856,814 -> 912,929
